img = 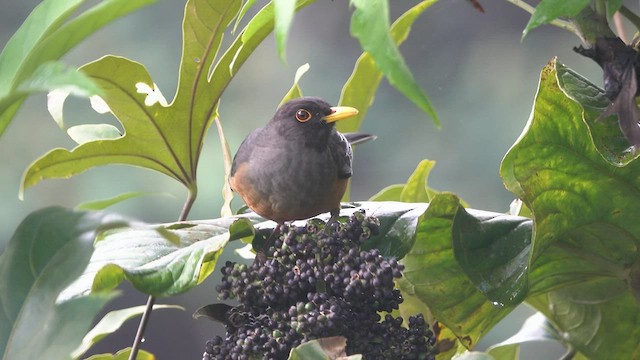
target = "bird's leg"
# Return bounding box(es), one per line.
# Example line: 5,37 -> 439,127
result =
264,223 -> 283,251
255,223 -> 283,264
323,209 -> 340,234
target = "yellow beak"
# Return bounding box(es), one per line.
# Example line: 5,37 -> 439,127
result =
323,106 -> 359,123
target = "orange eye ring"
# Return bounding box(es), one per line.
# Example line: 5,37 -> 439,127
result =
295,109 -> 312,122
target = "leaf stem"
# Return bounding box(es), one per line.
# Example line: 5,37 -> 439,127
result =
179,187 -> 198,222
594,0 -> 606,17
129,189 -> 197,360
620,5 -> 640,33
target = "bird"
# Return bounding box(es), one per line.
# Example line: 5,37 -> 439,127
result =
229,96 -> 372,231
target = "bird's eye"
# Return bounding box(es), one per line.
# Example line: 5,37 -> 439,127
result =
295,109 -> 312,122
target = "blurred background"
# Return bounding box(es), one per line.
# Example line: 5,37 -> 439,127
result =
0,0 -> 630,358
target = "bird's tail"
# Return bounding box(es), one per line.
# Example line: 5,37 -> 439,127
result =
343,132 -> 377,146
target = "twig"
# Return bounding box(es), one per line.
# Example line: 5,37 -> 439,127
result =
215,116 -> 234,217
613,12 -> 627,43
620,5 -> 640,33
128,296 -> 156,360
128,190 -> 198,360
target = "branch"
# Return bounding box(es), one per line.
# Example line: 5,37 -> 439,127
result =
129,189 -> 198,360
620,5 -> 640,33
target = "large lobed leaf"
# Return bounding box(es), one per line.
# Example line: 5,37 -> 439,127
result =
21,0 -> 315,198
500,58 -> 640,358
21,0 -> 242,196
0,207 -> 119,360
0,0 -> 156,137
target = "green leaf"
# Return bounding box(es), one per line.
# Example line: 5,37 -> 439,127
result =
338,0 -> 438,133
0,0 -> 83,97
358,202 -> 429,259
76,192 -> 171,211
486,312 -> 561,360
280,63 -> 310,105
500,58 -> 640,358
232,0 -> 259,33
84,348 -> 155,360
452,208 -> 532,305
60,202 -> 435,298
60,218 -> 234,298
401,159 -> 437,202
72,305 -> 182,358
0,207 -> 119,360
288,337 -> 360,360
349,0 -> 439,126
0,0 -> 156,137
452,352 -> 496,360
21,0 -> 243,197
401,194 -> 516,349
369,184 -> 404,201
368,159 -> 440,203
555,61 -> 636,165
274,0 -> 296,62
16,61 -> 100,96
22,0 -> 318,198
523,0 -> 590,38
210,0 -> 314,100
67,124 -> 121,145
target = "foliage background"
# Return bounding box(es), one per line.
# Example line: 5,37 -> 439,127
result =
0,0 -> 624,358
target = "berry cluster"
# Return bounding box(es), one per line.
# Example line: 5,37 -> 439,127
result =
203,211 -> 437,360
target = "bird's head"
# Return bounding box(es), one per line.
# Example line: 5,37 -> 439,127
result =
269,97 -> 359,147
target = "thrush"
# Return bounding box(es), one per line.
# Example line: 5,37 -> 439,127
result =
230,97 -> 371,228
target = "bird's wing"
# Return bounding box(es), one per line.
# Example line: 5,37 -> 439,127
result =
331,132 -> 353,179
230,128 -> 263,177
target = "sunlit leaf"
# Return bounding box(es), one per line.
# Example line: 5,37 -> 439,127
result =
452,352 -> 496,360
368,159 -> 440,203
280,63 -> 310,105
232,0 -> 258,33
401,159 -> 437,202
67,124 -> 121,145
0,207 -> 119,360
349,0 -> 439,126
288,337 -> 360,360
500,58 -> 640,358
59,218 -> 234,298
486,312 -> 561,360
369,184 -> 404,201
84,348 -> 155,360
71,305 -> 182,358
